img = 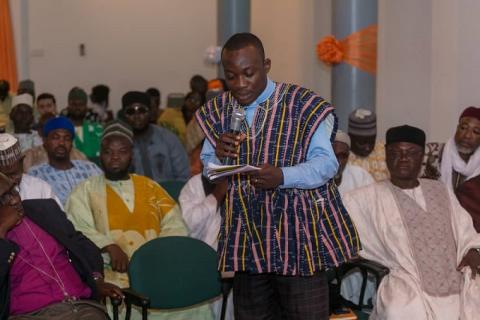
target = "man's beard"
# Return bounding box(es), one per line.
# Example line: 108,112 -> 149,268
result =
105,168 -> 130,181
456,144 -> 477,158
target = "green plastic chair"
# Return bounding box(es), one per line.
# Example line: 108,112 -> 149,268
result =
159,180 -> 186,201
112,236 -> 228,320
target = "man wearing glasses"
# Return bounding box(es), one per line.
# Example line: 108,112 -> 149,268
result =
122,91 -> 189,183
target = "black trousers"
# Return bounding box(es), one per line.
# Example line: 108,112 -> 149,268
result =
233,272 -> 329,320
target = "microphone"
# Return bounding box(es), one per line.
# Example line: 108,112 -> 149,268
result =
223,107 -> 245,165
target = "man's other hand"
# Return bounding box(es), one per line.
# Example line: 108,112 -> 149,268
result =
250,164 -> 284,189
96,278 -> 124,300
104,244 -> 129,273
458,248 -> 480,279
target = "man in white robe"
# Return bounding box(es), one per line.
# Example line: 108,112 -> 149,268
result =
179,174 -> 234,320
333,130 -> 376,305
342,125 -> 480,320
334,130 -> 374,195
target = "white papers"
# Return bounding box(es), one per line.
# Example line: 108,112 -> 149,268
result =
206,163 -> 260,180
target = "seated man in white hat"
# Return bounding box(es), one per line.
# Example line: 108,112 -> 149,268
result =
0,133 -> 61,207
10,94 -> 42,152
333,130 -> 374,195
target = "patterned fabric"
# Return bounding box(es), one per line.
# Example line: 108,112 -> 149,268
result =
348,141 -> 388,182
389,180 -> 461,296
13,131 -> 42,152
27,160 -> 102,205
421,142 -> 445,179
73,120 -> 103,159
233,272 -> 329,320
7,218 -> 91,315
22,145 -> 87,172
196,83 -> 360,276
0,134 -> 22,166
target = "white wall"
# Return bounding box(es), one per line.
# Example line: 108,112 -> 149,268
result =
22,0 -> 218,111
377,0 -> 480,142
251,0 -> 332,100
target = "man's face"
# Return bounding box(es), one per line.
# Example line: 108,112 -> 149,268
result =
124,103 -> 150,131
454,116 -> 480,156
0,161 -> 24,187
386,142 -> 424,181
67,99 -> 88,119
37,98 -> 57,116
333,141 -> 350,177
44,129 -> 73,161
349,134 -> 376,157
184,92 -> 203,114
222,45 -> 271,106
0,187 -> 24,221
100,136 -> 132,180
10,105 -> 34,132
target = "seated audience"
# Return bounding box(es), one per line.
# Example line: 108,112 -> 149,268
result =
348,108 -> 389,181
23,113 -> 87,172
333,130 -> 374,194
0,80 -> 12,131
342,125 -> 480,320
36,92 -> 58,116
146,87 -> 162,123
422,107 -> 480,230
190,74 -> 208,99
17,79 -> 35,101
27,116 -> 102,205
332,130 -> 375,306
67,121 -> 213,319
0,133 -> 61,207
122,91 -> 189,182
0,172 -> 122,319
90,84 -> 112,124
61,87 -> 103,159
182,91 -> 204,124
157,93 -> 187,144
10,94 -> 42,152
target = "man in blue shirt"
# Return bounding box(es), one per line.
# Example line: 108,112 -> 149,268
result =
197,33 -> 359,320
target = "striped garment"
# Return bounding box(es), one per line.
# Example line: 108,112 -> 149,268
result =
196,83 -> 360,276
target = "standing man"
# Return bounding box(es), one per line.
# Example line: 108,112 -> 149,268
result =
342,125 -> 480,319
196,33 -> 359,320
122,91 -> 189,183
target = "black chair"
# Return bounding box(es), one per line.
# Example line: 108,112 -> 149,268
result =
329,259 -> 389,319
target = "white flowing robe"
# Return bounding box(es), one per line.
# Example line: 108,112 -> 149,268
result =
342,180 -> 480,320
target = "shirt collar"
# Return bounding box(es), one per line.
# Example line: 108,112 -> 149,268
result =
245,78 -> 275,109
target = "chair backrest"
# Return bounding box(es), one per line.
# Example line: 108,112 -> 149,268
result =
128,236 -> 222,309
160,180 -> 186,201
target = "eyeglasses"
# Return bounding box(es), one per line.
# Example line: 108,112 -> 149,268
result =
0,186 -> 20,207
124,105 -> 149,116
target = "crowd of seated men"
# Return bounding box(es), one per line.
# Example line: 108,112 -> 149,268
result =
0,72 -> 479,320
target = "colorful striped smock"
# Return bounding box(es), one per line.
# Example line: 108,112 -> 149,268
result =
195,83 -> 360,276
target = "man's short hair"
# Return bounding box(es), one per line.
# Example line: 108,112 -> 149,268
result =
222,32 -> 265,60
37,93 -> 56,104
146,88 -> 160,98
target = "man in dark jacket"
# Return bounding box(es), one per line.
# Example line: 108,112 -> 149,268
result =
0,172 -> 122,319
